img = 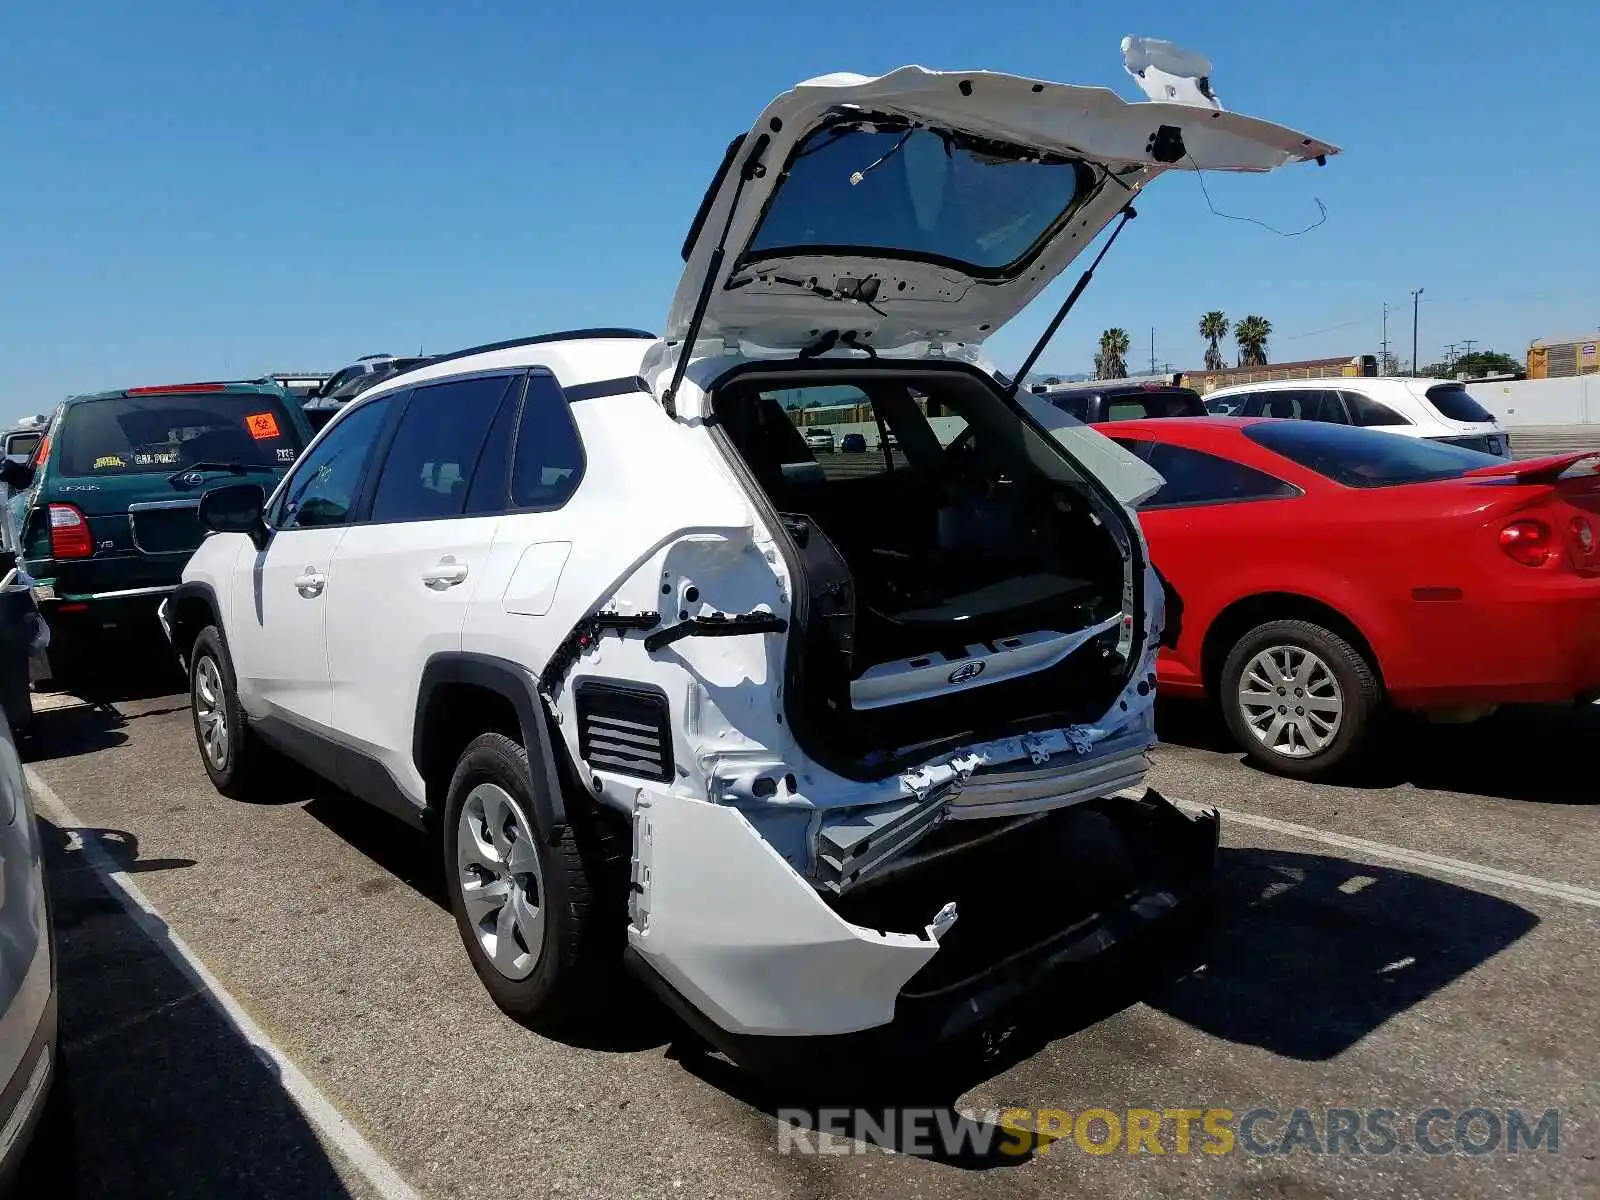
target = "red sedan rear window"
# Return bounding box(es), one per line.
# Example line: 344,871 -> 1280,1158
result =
1244,421 -> 1500,488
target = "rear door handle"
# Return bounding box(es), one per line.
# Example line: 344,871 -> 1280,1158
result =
421,558 -> 469,590
294,569 -> 325,597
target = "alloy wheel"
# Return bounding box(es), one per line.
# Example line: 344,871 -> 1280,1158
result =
193,655 -> 231,771
1236,643 -> 1344,759
456,783 -> 546,981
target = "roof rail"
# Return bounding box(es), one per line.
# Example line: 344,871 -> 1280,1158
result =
422,328 -> 657,370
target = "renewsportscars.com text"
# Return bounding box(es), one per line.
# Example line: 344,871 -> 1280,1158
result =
776,1106 -> 1562,1157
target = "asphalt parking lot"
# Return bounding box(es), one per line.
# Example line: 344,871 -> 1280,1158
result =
24,677 -> 1599,1199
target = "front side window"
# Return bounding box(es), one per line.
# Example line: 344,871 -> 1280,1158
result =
510,374 -> 586,509
1114,439 -> 1298,508
1243,420 -> 1501,488
57,391 -> 304,477
276,397 -> 392,529
744,117 -> 1094,276
1243,388 -> 1347,424
369,375 -> 516,523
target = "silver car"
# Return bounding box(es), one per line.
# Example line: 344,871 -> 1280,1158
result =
0,717 -> 66,1190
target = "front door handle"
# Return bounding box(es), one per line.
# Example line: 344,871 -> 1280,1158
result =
294,568 -> 326,597
421,557 -> 469,590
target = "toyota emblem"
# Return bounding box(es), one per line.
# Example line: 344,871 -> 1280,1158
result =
948,660 -> 986,685
179,471 -> 205,487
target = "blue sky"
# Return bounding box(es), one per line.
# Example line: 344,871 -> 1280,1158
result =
1,0 -> 1594,417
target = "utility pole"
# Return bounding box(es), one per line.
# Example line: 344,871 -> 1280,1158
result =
1381,302 -> 1390,373
1410,288 -> 1425,377
1460,338 -> 1477,359
1149,326 -> 1156,375
1444,343 -> 1459,373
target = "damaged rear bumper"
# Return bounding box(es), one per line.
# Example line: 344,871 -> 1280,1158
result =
625,788 -> 1218,1066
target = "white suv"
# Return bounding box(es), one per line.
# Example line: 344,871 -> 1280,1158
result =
1204,377 -> 1512,458
161,46 -> 1331,1070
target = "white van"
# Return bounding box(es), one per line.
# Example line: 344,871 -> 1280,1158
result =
1203,377 -> 1512,458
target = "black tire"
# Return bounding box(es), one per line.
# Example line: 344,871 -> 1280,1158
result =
188,625 -> 277,798
1218,618 -> 1380,779
442,733 -> 620,1032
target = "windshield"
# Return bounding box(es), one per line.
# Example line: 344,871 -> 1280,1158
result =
1244,420 -> 1501,488
58,392 -> 304,477
744,117 -> 1094,275
1425,384 -> 1495,424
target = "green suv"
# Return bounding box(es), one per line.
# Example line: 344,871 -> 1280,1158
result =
3,381 -> 312,687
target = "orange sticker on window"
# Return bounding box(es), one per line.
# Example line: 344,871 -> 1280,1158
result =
245,412 -> 281,440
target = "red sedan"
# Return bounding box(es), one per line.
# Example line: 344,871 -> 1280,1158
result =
1098,417 -> 1600,777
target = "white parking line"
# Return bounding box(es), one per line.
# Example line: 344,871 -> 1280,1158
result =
26,767 -> 423,1200
1176,798 -> 1600,910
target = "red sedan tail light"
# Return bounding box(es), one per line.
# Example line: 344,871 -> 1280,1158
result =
1498,518 -> 1553,567
48,503 -> 94,560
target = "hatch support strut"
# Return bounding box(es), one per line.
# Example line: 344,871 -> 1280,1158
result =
1004,205 -> 1138,399
661,134 -> 773,418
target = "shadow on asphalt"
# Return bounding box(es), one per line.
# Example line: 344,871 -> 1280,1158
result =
41,819 -> 364,1199
1144,846 -> 1538,1060
299,788 -> 674,1055
22,657 -> 188,764
669,843 -> 1538,1168
1156,697 -> 1600,805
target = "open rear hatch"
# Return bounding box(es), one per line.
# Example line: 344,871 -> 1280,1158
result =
668,40 -> 1338,359
678,41 -> 1337,778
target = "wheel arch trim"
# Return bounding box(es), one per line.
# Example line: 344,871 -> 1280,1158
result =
414,653 -> 568,837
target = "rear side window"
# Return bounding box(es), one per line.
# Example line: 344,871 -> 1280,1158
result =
1243,420 -> 1501,488
1342,390 -> 1410,427
1425,384 -> 1494,424
510,374 -> 585,509
57,391 -> 304,477
369,375 -> 516,523
1114,439 -> 1297,508
1047,394 -> 1091,422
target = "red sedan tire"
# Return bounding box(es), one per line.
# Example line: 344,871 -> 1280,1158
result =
1219,618 -> 1381,779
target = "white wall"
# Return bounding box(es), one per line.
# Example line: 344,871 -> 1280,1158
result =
1465,377 -> 1600,427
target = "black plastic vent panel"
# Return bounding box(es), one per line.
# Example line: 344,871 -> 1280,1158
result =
575,682 -> 673,782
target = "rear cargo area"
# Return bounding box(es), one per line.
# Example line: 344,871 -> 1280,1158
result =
711,365 -> 1140,774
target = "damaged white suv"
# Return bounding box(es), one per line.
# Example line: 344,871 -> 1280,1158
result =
163,42 -> 1335,1069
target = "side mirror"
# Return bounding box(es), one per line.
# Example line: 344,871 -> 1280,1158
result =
0,459 -> 35,491
199,483 -> 269,549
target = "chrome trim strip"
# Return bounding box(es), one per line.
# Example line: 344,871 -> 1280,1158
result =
83,585 -> 178,601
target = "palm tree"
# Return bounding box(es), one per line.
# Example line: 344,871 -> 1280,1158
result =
1199,311 -> 1229,371
1095,328 -> 1130,380
1234,315 -> 1272,367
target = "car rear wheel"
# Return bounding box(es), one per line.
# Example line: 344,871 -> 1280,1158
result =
442,733 -> 619,1032
188,625 -> 278,798
1219,619 -> 1380,778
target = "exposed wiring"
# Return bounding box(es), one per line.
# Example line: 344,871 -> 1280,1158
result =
1186,153 -> 1328,237
849,128 -> 914,185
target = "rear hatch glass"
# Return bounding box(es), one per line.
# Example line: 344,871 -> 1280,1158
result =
57,391 -> 304,479
1243,420 -> 1501,488
1424,384 -> 1495,425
